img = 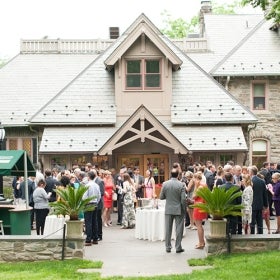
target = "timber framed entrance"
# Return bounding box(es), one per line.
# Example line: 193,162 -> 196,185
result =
117,154 -> 169,197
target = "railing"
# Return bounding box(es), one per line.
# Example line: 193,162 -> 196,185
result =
20,37 -> 208,54
20,39 -> 114,54
172,38 -> 208,52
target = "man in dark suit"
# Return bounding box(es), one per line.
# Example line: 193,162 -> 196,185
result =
45,169 -> 59,202
160,168 -> 186,253
93,169 -> 104,241
219,172 -> 242,235
248,165 -> 268,234
133,166 -> 144,199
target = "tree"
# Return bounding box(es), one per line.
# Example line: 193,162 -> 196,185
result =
242,0 -> 280,22
161,1 -> 242,38
0,58 -> 7,69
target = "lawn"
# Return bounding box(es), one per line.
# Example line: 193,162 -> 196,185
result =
0,250 -> 279,279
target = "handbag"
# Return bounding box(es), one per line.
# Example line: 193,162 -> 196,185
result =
112,192 -> 117,201
186,197 -> 194,205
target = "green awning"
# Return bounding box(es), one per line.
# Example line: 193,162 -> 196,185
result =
0,150 -> 36,176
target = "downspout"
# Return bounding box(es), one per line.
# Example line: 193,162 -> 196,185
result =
247,123 -> 257,166
29,125 -> 39,166
225,75 -> 230,91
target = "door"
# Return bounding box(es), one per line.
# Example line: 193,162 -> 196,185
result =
117,154 -> 169,197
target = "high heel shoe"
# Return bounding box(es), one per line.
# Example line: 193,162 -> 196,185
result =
103,222 -> 108,227
195,243 -> 205,249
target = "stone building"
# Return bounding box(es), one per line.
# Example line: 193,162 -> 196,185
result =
0,3 -> 278,179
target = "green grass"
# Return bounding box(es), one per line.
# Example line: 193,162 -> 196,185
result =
0,251 -> 279,279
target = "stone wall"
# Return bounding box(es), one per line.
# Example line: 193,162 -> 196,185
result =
206,235 -> 280,256
0,235 -> 84,262
228,77 -> 280,163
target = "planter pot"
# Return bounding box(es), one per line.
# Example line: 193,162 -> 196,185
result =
209,218 -> 227,238
66,220 -> 84,239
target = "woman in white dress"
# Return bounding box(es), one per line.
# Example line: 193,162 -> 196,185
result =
241,174 -> 253,234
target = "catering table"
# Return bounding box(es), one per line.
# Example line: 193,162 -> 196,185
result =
44,215 -> 65,237
135,208 -> 185,241
0,205 -> 32,235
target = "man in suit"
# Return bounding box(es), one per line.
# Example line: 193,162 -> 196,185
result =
133,166 -> 144,199
248,165 -> 268,234
45,168 -> 59,202
219,172 -> 242,235
93,168 -> 104,241
160,168 -> 186,253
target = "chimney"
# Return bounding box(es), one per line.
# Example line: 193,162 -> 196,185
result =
200,1 -> 212,14
109,27 -> 119,39
199,1 -> 212,37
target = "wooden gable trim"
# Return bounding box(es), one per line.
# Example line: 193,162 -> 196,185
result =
104,20 -> 182,71
98,105 -> 188,155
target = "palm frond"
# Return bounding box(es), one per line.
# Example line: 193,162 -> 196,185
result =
191,186 -> 243,220
49,185 -> 96,220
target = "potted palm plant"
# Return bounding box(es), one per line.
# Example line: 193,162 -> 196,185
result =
49,185 -> 95,238
191,186 -> 243,237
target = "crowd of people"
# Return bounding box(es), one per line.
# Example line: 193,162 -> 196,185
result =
11,163 -> 160,246
183,161 -> 280,243
11,159 -> 280,250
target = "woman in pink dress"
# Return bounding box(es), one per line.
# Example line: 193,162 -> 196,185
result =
144,169 -> 156,199
102,170 -> 115,227
193,172 -> 208,249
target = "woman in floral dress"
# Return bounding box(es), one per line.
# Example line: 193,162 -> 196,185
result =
121,173 -> 136,229
241,174 -> 253,234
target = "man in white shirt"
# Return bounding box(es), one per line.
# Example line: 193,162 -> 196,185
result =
83,171 -> 101,246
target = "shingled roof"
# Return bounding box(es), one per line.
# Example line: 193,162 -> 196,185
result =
210,19 -> 280,76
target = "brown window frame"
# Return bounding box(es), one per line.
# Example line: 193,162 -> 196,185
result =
125,58 -> 161,90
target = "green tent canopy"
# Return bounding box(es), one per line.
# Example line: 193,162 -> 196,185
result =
0,150 -> 36,176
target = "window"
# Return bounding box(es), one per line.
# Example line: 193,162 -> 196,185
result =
126,59 -> 161,90
252,140 -> 268,169
219,154 -> 234,167
252,83 -> 266,110
6,138 -> 36,163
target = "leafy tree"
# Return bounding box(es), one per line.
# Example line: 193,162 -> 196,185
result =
161,1 -> 242,38
0,58 -> 7,69
242,0 -> 280,22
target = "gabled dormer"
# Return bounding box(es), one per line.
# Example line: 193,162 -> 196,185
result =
104,14 -> 182,118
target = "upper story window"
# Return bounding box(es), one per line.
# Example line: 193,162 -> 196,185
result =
126,59 -> 161,90
252,82 -> 266,110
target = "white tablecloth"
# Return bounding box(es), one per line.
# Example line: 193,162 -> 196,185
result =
135,208 -> 185,241
44,215 -> 65,237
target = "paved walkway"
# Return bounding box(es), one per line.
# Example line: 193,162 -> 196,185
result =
83,213 -> 277,278
84,212 -> 207,278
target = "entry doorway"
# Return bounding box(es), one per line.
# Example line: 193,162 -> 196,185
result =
117,154 -> 169,197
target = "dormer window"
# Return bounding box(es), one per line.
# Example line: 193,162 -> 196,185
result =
126,59 -> 161,90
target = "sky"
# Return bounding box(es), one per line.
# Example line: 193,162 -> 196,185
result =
0,0 -> 261,58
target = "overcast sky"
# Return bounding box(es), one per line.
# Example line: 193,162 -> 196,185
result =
0,0 -> 261,58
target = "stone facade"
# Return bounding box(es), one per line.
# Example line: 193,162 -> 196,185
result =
0,235 -> 84,262
226,77 -> 280,164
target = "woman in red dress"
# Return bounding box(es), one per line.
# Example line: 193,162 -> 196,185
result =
193,172 -> 208,249
102,170 -> 115,227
